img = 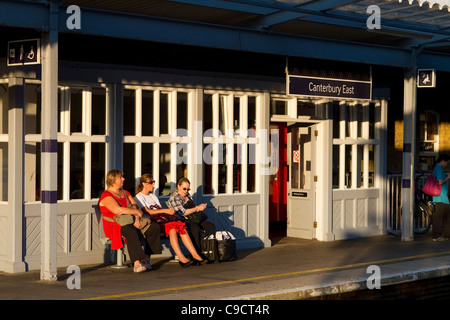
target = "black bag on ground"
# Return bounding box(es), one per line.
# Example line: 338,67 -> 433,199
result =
216,230 -> 237,261
201,236 -> 217,262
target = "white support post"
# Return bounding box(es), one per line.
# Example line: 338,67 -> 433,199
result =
401,65 -> 417,242
8,78 -> 26,273
40,3 -> 59,281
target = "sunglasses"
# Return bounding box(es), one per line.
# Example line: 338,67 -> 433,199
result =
145,180 -> 155,184
182,188 -> 190,191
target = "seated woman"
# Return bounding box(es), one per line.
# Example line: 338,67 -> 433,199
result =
98,169 -> 161,273
169,177 -> 216,260
135,174 -> 204,267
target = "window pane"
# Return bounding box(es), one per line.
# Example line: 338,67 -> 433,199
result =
271,100 -> 286,115
333,103 -> 340,139
70,143 -> 85,199
369,145 -> 375,187
142,90 -> 154,136
203,146 -> 213,194
357,145 -> 363,188
219,144 -> 227,194
176,143 -> 187,182
203,94 -> 213,137
345,145 -> 352,188
122,143 -> 135,194
159,143 -> 171,196
25,84 -> 40,135
247,144 -> 256,193
24,141 -> 38,202
233,144 -> 241,193
177,92 -> 188,134
70,89 -> 82,133
57,143 -> 63,200
298,100 -> 315,117
219,96 -> 227,135
233,97 -> 240,135
291,127 -> 300,189
357,104 -> 363,138
369,103 -> 375,140
160,93 -> 169,135
248,96 -> 256,137
142,143 -> 153,174
427,112 -> 438,141
332,145 -> 339,188
91,143 -> 105,198
92,88 -> 106,135
0,84 -> 8,134
123,89 -> 135,135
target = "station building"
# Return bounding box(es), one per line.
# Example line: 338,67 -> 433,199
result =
0,0 -> 450,278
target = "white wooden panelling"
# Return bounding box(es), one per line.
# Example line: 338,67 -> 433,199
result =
332,189 -> 381,239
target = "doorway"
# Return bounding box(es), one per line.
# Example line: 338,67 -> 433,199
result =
269,121 -> 318,240
269,123 -> 287,239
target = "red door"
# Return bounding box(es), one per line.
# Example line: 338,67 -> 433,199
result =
269,123 -> 287,236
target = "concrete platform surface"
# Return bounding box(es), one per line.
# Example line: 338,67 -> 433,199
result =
1,233 -> 450,303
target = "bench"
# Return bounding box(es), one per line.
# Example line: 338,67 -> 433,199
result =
93,204 -> 178,267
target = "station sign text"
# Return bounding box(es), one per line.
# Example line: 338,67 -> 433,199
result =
288,75 -> 372,100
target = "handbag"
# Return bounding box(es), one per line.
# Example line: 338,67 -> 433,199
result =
113,213 -> 135,226
423,174 -> 441,197
184,199 -> 207,224
216,230 -> 237,262
149,213 -> 180,224
186,211 -> 207,224
112,190 -> 141,227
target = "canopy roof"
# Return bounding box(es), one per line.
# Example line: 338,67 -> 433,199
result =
1,0 -> 450,69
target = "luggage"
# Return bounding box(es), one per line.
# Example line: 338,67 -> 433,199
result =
216,230 -> 237,261
201,234 -> 217,262
201,230 -> 238,262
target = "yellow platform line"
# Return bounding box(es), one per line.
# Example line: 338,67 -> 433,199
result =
83,250 -> 450,300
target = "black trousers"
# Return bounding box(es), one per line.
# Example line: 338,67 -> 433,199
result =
121,222 -> 161,263
432,202 -> 450,239
186,220 -> 216,253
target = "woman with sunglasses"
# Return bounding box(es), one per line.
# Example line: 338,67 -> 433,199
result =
98,169 -> 161,273
136,174 -> 204,267
169,177 -> 216,262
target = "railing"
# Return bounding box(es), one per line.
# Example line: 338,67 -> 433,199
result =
386,173 -> 429,234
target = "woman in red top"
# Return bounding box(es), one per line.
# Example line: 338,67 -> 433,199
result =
99,169 -> 161,273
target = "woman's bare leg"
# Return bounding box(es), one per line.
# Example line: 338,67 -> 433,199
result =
168,229 -> 189,263
180,233 -> 203,260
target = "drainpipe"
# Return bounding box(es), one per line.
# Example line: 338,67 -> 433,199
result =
401,46 -> 422,241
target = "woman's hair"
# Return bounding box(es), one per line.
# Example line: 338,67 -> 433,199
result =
136,173 -> 154,194
437,154 -> 450,163
177,177 -> 190,187
105,169 -> 124,188
432,154 -> 450,170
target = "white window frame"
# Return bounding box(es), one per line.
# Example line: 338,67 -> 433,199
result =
24,82 -> 110,202
123,86 -> 194,196
203,91 -> 260,195
333,101 -> 380,189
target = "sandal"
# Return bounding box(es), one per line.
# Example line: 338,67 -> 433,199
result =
133,262 -> 147,273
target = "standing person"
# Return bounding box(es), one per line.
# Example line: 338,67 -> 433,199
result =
135,174 -> 204,267
98,169 -> 161,272
169,178 -> 216,259
431,154 -> 450,241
